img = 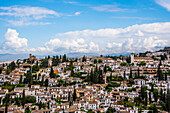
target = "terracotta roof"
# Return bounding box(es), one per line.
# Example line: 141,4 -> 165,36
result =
134,57 -> 153,60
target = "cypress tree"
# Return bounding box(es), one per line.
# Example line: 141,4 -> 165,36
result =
50,66 -> 55,78
165,72 -> 167,81
90,69 -> 93,83
149,92 -> 152,104
87,72 -> 90,83
110,73 -> 112,82
41,76 -> 44,86
5,94 -> 10,113
145,92 -> 148,106
141,85 -> 145,100
62,54 -> 67,62
157,60 -> 163,81
68,92 -> 71,102
123,71 -> 126,80
73,88 -> 77,101
137,68 -> 140,78
19,75 -> 22,84
129,68 -> 132,79
160,88 -> 163,101
45,79 -> 49,87
104,65 -> 107,73
22,90 -> 25,108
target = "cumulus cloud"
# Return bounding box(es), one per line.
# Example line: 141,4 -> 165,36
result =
0,22 -> 169,55
155,0 -> 170,11
3,28 -> 28,52
53,22 -> 169,54
45,38 -> 98,53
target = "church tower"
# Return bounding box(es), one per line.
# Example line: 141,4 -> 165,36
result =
131,53 -> 134,63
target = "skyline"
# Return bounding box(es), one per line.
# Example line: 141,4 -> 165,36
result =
0,0 -> 170,55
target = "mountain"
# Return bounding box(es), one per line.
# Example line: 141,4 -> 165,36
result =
0,54 -> 28,62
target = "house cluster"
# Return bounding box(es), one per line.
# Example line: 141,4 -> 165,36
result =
0,49 -> 169,113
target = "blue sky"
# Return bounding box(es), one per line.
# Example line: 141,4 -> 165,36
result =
0,0 -> 170,55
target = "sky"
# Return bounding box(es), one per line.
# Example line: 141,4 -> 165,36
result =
0,0 -> 170,55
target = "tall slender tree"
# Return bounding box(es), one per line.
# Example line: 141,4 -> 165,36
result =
50,66 -> 55,78
73,87 -> 77,101
19,75 -> 22,84
22,90 -> 25,108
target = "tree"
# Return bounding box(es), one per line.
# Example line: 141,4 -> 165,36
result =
149,104 -> 158,113
25,96 -> 36,103
52,56 -> 59,66
25,106 -> 31,113
165,72 -> 167,81
45,79 -> 49,87
9,61 -> 16,71
68,92 -> 71,102
50,67 -> 55,78
166,89 -> 170,112
104,65 -> 107,73
138,61 -> 146,66
40,58 -> 48,68
87,72 -> 90,83
153,89 -> 158,103
137,68 -> 140,78
38,73 -> 41,80
126,57 -> 131,64
106,107 -> 116,113
22,90 -> 25,108
98,59 -> 102,63
145,92 -> 148,106
19,75 -> 22,84
94,59 -> 97,64
0,67 -> 3,74
62,54 -> 67,62
90,69 -> 94,83
140,85 -> 146,100
87,109 -> 94,113
123,71 -> 126,80
41,75 -> 44,86
110,73 -> 112,82
5,94 -> 10,113
157,60 -> 163,81
129,68 -> 132,79
24,72 -> 32,84
149,92 -> 152,104
134,97 -> 141,106
73,87 -> 77,101
120,62 -> 127,66
160,88 -> 163,101
82,55 -> 86,62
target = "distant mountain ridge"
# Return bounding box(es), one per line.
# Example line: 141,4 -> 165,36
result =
0,54 -> 28,62
0,52 -> 128,62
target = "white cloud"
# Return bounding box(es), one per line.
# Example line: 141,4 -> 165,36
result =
155,0 -> 170,11
0,6 -> 59,19
112,16 -> 153,20
75,12 -> 81,16
92,5 -> 127,12
3,28 -> 28,52
0,22 -> 169,55
52,22 -> 169,54
8,20 -> 51,26
0,6 -> 59,26
45,38 -> 97,53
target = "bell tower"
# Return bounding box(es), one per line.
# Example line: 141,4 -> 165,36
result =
131,53 -> 134,63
